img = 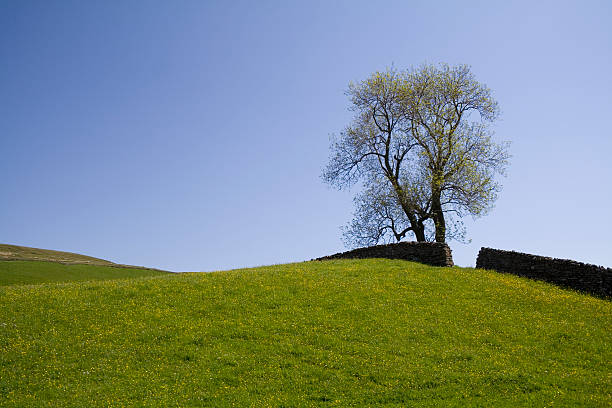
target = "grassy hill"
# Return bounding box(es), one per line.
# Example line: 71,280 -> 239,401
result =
0,244 -> 117,265
0,261 -> 167,286
0,244 -> 167,285
0,259 -> 610,407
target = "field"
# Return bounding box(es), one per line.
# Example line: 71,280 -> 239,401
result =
0,261 -> 166,286
1,259 -> 610,407
0,244 -> 166,285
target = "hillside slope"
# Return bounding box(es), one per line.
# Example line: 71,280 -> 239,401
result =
0,244 -> 167,285
0,259 -> 610,407
0,261 -> 167,286
0,243 -> 116,265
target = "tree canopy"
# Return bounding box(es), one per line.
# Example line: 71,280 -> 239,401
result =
324,64 -> 510,245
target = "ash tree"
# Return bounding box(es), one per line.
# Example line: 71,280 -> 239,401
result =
323,64 -> 510,246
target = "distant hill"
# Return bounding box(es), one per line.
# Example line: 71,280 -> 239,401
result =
0,244 -> 167,285
0,260 -> 167,286
0,243 -> 116,265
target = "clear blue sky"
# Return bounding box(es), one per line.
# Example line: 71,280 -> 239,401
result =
2,1 -> 611,271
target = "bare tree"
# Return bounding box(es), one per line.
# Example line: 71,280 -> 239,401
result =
324,64 -> 510,246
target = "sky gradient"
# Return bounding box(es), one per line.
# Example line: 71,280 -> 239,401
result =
2,0 -> 611,271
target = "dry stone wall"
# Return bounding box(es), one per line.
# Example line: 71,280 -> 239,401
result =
476,247 -> 611,298
316,242 -> 453,267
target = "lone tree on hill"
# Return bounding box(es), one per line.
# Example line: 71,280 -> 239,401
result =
323,64 -> 510,246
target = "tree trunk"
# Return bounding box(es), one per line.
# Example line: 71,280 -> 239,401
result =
413,223 -> 426,242
398,198 -> 426,242
431,191 -> 446,243
388,180 -> 427,242
403,209 -> 426,242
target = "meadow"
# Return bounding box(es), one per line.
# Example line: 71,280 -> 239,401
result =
0,259 -> 610,407
0,261 -> 166,286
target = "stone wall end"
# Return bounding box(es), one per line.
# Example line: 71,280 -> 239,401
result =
315,242 -> 454,267
476,247 -> 611,299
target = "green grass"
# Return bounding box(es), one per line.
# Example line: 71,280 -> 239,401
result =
0,259 -> 610,407
0,261 -> 167,286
